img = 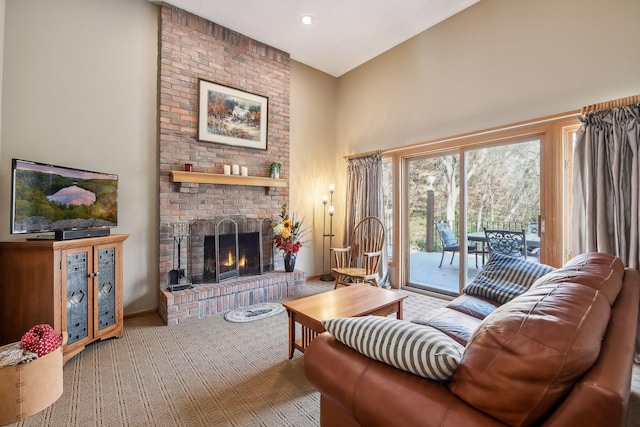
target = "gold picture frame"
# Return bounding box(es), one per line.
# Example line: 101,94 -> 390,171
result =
197,79 -> 268,150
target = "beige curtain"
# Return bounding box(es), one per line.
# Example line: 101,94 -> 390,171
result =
571,103 -> 640,361
344,154 -> 388,285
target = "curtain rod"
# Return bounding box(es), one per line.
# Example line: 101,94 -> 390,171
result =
343,149 -> 382,161
581,94 -> 640,116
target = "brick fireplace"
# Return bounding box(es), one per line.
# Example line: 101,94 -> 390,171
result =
157,4 -> 304,325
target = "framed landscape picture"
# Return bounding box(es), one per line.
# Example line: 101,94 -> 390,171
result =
197,79 -> 268,150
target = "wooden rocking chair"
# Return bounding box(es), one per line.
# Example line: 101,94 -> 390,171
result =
331,216 -> 385,289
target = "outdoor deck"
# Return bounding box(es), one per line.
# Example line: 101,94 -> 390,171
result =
408,250 -> 538,295
408,251 -> 482,295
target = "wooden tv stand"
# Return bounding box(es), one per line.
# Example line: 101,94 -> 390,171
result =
0,234 -> 128,363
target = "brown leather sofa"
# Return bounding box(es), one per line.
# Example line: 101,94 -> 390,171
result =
304,253 -> 639,427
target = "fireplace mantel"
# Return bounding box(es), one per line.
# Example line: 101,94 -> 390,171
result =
171,171 -> 288,188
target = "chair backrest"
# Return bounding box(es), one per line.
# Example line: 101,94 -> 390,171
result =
436,222 -> 458,247
484,228 -> 527,259
348,216 -> 385,270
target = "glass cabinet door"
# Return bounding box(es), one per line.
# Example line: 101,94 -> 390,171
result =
65,250 -> 90,345
97,246 -> 117,331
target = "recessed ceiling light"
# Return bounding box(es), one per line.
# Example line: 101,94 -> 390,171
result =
300,15 -> 314,25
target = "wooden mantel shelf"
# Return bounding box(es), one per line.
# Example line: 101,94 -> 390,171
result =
171,171 -> 288,188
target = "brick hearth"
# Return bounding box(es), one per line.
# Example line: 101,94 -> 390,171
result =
158,271 -> 305,325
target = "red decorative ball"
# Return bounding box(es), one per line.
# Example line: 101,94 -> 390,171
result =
20,324 -> 62,357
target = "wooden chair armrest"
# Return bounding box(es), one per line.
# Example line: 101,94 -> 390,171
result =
332,246 -> 352,269
363,250 -> 382,275
331,246 -> 351,253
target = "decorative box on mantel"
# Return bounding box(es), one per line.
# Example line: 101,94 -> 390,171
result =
158,270 -> 305,325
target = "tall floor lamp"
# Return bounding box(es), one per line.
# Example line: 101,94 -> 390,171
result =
320,184 -> 335,281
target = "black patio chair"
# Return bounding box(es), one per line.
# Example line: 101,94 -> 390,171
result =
484,228 -> 528,260
436,222 -> 478,268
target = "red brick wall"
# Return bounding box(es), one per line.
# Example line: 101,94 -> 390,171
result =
158,4 -> 290,285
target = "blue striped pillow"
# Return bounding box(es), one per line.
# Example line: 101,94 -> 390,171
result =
464,253 -> 554,304
322,316 -> 464,381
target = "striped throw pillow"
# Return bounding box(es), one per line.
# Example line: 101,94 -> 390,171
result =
322,316 -> 464,381
463,253 -> 554,304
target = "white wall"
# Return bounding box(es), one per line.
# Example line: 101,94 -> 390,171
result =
290,61 -> 338,276
1,0 -> 158,314
0,0 -> 5,157
336,0 -> 640,156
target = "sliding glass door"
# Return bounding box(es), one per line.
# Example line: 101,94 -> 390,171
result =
407,153 -> 461,296
405,138 -> 541,296
465,139 -> 541,272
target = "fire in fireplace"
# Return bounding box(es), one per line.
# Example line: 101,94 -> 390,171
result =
189,217 -> 274,284
203,231 -> 262,281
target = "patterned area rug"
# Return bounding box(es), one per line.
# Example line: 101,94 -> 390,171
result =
224,302 -> 286,322
10,280 -> 640,427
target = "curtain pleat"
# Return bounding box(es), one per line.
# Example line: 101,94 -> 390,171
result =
344,154 -> 388,284
572,104 -> 640,361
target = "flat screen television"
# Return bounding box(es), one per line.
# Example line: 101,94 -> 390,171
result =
11,159 -> 118,239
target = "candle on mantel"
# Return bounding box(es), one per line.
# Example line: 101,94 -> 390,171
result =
223,165 -> 231,175
232,164 -> 239,175
241,166 -> 248,176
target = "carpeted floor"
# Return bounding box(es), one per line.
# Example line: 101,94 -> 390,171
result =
7,279 -> 640,426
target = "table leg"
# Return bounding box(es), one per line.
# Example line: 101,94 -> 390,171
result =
287,310 -> 295,359
396,301 -> 403,320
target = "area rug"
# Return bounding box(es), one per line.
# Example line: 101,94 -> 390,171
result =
224,302 -> 286,323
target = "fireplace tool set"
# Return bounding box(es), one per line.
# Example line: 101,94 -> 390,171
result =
168,223 -> 192,292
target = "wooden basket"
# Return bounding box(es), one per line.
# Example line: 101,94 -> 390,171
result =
0,334 -> 65,425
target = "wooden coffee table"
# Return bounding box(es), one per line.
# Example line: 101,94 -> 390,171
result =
283,284 -> 407,359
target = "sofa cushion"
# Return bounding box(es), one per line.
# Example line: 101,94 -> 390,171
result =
530,252 -> 624,305
411,307 -> 483,346
445,294 -> 500,319
323,316 -> 464,382
448,282 -> 611,427
463,252 -> 554,304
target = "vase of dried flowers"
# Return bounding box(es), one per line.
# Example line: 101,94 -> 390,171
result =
273,203 -> 308,272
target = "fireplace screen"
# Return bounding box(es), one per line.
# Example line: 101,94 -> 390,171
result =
189,217 -> 274,284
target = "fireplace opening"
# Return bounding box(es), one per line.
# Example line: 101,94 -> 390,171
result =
203,232 -> 262,282
189,217 -> 274,284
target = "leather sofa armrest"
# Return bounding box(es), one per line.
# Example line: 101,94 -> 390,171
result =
541,267 -> 640,427
304,332 -> 506,427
